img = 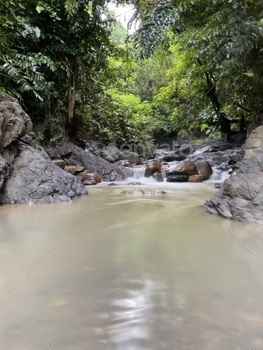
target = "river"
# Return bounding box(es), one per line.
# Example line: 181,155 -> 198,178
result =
1,183 -> 263,349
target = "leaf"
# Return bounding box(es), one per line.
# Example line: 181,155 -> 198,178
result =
36,5 -> 44,14
34,26 -> 41,38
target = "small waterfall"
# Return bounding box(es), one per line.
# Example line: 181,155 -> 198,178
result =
125,165 -> 158,184
130,166 -> 147,179
123,164 -> 229,184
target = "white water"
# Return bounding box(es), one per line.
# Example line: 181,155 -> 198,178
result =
120,164 -> 230,186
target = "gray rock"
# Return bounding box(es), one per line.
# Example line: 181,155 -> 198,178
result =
205,174 -> 263,224
0,143 -> 87,205
45,142 -> 127,182
0,92 -> 32,150
118,151 -> 140,165
194,160 -> 213,180
239,126 -> 263,174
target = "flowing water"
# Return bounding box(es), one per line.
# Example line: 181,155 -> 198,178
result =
1,183 -> 263,350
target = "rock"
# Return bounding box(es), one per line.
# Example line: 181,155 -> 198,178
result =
239,126 -> 263,174
166,175 -> 189,182
64,165 -> 85,175
0,143 -> 87,204
162,151 -> 186,162
127,181 -> 142,185
52,159 -> 66,169
99,145 -> 121,162
205,174 -> 263,223
153,172 -> 164,182
78,171 -> 102,185
0,92 -> 32,150
45,142 -> 127,182
118,151 -> 140,165
0,93 -> 87,205
0,144 -> 18,188
188,174 -> 203,182
167,161 -> 198,176
121,189 -> 166,195
186,139 -> 245,166
194,160 -> 213,180
144,161 -> 162,177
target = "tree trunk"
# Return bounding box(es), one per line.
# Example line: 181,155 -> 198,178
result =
67,56 -> 79,125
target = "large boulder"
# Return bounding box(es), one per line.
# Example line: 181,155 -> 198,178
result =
117,151 -> 140,164
45,142 -> 128,181
205,174 -> 263,224
0,92 -> 32,150
0,92 -> 87,205
239,126 -> 263,174
0,143 -> 87,205
194,160 -> 213,180
167,160 -> 198,176
144,161 -> 162,177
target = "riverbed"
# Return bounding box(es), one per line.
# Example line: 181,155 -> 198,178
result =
1,183 -> 263,349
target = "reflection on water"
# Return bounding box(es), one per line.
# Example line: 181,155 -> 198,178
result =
1,184 -> 263,350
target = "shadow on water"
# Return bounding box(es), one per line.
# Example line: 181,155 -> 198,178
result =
1,184 -> 263,349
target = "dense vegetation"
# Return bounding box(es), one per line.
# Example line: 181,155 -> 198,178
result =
0,0 -> 262,145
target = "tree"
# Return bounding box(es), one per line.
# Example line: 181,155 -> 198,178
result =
132,0 -> 263,137
0,0 -> 123,139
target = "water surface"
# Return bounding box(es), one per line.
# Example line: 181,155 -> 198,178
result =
1,183 -> 263,350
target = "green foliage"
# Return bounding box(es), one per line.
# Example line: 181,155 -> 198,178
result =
132,0 -> 263,136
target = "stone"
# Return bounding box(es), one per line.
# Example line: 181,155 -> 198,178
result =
45,142 -> 127,182
239,126 -> 263,174
64,165 -> 85,175
205,174 -> 263,224
0,143 -> 87,204
78,171 -> 102,185
166,161 -> 198,176
194,160 -> 213,180
144,161 -> 162,177
52,159 -> 66,169
153,172 -> 164,182
117,151 -> 140,165
166,174 -> 189,182
0,92 -> 32,150
188,174 -> 203,182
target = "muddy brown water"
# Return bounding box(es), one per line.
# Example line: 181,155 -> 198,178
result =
1,183 -> 263,350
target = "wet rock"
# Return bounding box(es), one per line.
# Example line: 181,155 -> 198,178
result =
153,172 -> 164,182
188,174 -> 203,182
167,175 -> 189,182
52,159 -> 66,169
78,171 -> 102,185
167,161 -> 198,176
194,160 -> 213,180
205,174 -> 263,224
64,165 -> 85,175
45,142 -> 127,182
144,161 -> 162,177
0,143 -> 87,204
162,151 -> 186,162
127,181 -> 142,185
117,151 -> 140,165
0,92 -> 32,150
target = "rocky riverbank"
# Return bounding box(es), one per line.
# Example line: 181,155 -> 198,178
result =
0,92 -> 87,204
205,126 -> 263,224
0,91 -> 257,210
